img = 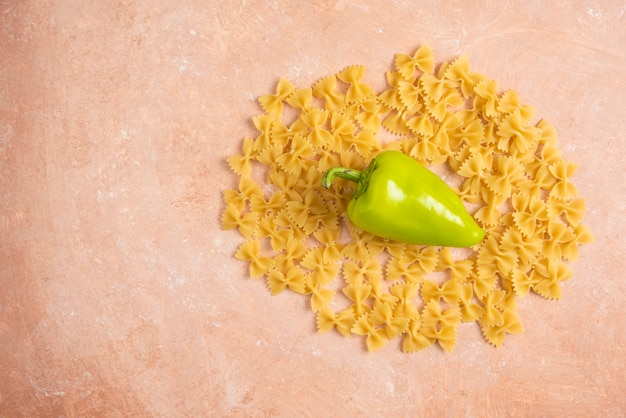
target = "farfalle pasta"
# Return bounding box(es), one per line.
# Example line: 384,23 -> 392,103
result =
221,45 -> 593,352
394,44 -> 434,79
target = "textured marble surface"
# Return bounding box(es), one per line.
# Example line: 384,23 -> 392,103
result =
1,1 -> 625,416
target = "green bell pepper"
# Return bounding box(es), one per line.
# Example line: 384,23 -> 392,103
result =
321,150 -> 485,247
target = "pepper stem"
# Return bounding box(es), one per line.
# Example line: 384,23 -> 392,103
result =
321,167 -> 363,189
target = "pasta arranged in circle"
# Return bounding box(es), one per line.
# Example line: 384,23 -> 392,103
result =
222,45 -> 593,352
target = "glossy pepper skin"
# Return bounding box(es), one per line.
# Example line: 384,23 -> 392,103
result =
322,150 -> 485,247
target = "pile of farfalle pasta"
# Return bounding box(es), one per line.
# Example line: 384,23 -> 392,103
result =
222,45 -> 593,353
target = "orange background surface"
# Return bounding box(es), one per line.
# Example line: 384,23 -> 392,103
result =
1,1 -> 625,416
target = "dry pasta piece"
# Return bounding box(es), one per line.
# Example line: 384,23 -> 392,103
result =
250,191 -> 287,215
444,55 -> 484,97
300,108 -> 333,149
497,108 -> 542,155
313,227 -> 344,264
276,134 -> 315,174
430,112 -> 464,154
516,177 -> 543,199
296,162 -> 323,191
474,189 -> 505,227
353,97 -> 383,134
301,247 -> 340,286
511,194 -> 548,237
222,176 -> 263,211
403,262 -> 429,284
226,137 -> 256,177
317,307 -> 355,336
337,149 -> 366,176
478,122 -> 498,153
458,282 -> 485,322
547,197 -> 586,227
421,278 -> 461,306
379,71 -> 409,110
458,150 -> 491,179
258,77 -> 295,116
312,75 -> 345,111
457,173 -> 483,200
281,235 -> 308,261
511,269 -> 534,298
403,318 -> 432,352
341,99 -> 369,124
389,282 -> 420,319
366,236 -> 405,259
251,113 -> 275,151
572,223 -> 594,245
421,299 -> 461,328
499,278 -> 516,301
439,86 -> 465,110
539,141 -> 564,167
437,247 -> 473,282
265,226 -> 293,253
351,313 -> 389,352
470,262 -> 499,300
304,274 -> 334,312
285,87 -> 313,111
473,79 -> 499,119
420,73 -> 454,103
481,310 -> 523,348
285,189 -> 330,234
424,324 -> 457,353
256,144 -> 284,168
394,44 -> 434,80
498,90 -> 536,123
548,160 -> 579,200
558,223 -> 593,262
337,65 -> 374,104
327,111 -> 357,152
272,253 -> 297,279
478,235 -> 518,277
544,220 -> 577,260
404,245 -> 439,274
479,289 -> 506,327
406,113 -> 434,137
343,258 -> 382,286
396,80 -> 422,110
235,239 -> 274,278
367,276 -> 399,306
343,284 -> 372,317
423,94 -> 450,122
498,288 -> 518,313
269,120 -> 293,149
272,252 -> 296,274
382,109 -> 414,136
385,256 -> 412,282
558,240 -> 581,264
537,118 -> 558,145
499,226 -> 543,266
370,302 -> 410,339
342,234 -> 372,263
484,155 -> 526,197
458,181 -> 484,206
267,170 -> 300,200
343,130 -> 376,159
529,258 -> 572,300
525,161 -> 559,194
220,203 -> 258,238
404,135 -> 441,163
449,114 -> 484,150
273,209 -> 305,241
267,266 -> 306,295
